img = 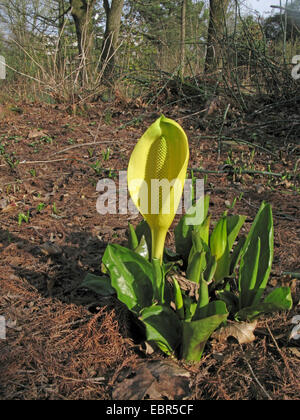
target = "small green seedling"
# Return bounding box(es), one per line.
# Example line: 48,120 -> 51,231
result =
90,160 -> 102,175
36,203 -> 46,213
88,148 -> 95,158
41,136 -> 53,144
18,211 -> 30,226
102,147 -> 111,161
52,202 -> 58,215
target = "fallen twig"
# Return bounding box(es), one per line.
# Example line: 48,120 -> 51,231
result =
190,167 -> 284,178
265,321 -> 295,382
241,348 -> 273,400
49,140 -> 125,157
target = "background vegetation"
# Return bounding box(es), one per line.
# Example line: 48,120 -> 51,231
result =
0,0 -> 299,112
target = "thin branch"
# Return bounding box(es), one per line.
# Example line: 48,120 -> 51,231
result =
242,350 -> 273,400
49,140 -> 134,157
265,322 -> 295,382
190,167 -> 285,178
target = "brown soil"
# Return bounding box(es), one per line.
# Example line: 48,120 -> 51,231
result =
0,102 -> 299,400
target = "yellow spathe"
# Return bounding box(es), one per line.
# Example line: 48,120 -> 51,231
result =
128,115 -> 189,262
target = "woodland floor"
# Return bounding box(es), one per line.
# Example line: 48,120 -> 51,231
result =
0,98 -> 299,400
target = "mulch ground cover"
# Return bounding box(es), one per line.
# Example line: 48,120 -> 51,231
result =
0,101 -> 299,400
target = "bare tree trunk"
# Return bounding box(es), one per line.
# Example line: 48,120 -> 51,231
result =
69,0 -> 96,82
101,0 -> 124,79
179,0 -> 187,80
205,0 -> 230,73
57,0 -> 66,71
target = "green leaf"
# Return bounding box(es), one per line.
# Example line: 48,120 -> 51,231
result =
182,302 -> 228,361
164,247 -> 181,262
226,215 -> 246,252
172,277 -> 185,320
239,237 -> 261,308
102,244 -> 154,314
80,273 -> 115,296
128,223 -> 139,250
238,202 -> 274,308
135,220 -> 152,258
204,253 -> 217,284
236,287 -> 292,321
214,242 -> 230,284
264,286 -> 293,309
221,214 -> 246,280
175,195 -> 209,264
134,235 -> 149,260
183,295 -> 197,322
193,214 -> 211,247
229,236 -> 246,275
152,258 -> 165,304
140,305 -> 182,355
186,251 -> 206,283
192,275 -> 209,319
210,217 -> 227,261
193,299 -> 227,322
187,221 -> 210,266
216,290 -> 239,314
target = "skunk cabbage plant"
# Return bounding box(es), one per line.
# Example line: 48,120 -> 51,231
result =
81,117 -> 292,363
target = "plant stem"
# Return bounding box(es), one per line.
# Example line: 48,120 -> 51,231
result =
151,227 -> 167,263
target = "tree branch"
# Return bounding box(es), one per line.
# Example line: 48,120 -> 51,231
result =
103,0 -> 111,15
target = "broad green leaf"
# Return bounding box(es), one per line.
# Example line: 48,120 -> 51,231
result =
182,302 -> 228,361
204,253 -> 217,284
140,304 -> 182,355
222,214 -> 246,280
80,273 -> 115,296
264,286 -> 293,309
216,290 -> 239,314
135,220 -> 152,258
186,251 -> 206,284
238,202 -> 273,308
193,299 -> 226,322
239,237 -> 261,309
210,217 -> 227,261
172,276 -> 185,320
175,195 -> 209,264
102,244 -> 154,314
229,236 -> 246,275
164,247 -> 181,262
128,223 -> 139,250
226,215 -> 246,252
235,286 -> 292,321
187,220 -> 210,266
134,235 -> 149,260
192,275 -> 209,319
152,258 -> 165,303
214,242 -> 230,284
194,214 -> 211,247
174,218 -> 193,264
183,295 -> 197,322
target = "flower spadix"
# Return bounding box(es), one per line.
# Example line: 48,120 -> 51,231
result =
127,115 -> 189,262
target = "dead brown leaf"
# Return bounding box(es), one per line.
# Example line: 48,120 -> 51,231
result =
112,360 -> 191,400
28,129 -> 47,139
212,320 -> 257,344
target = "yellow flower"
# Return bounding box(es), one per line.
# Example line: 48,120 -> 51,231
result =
128,115 -> 189,262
